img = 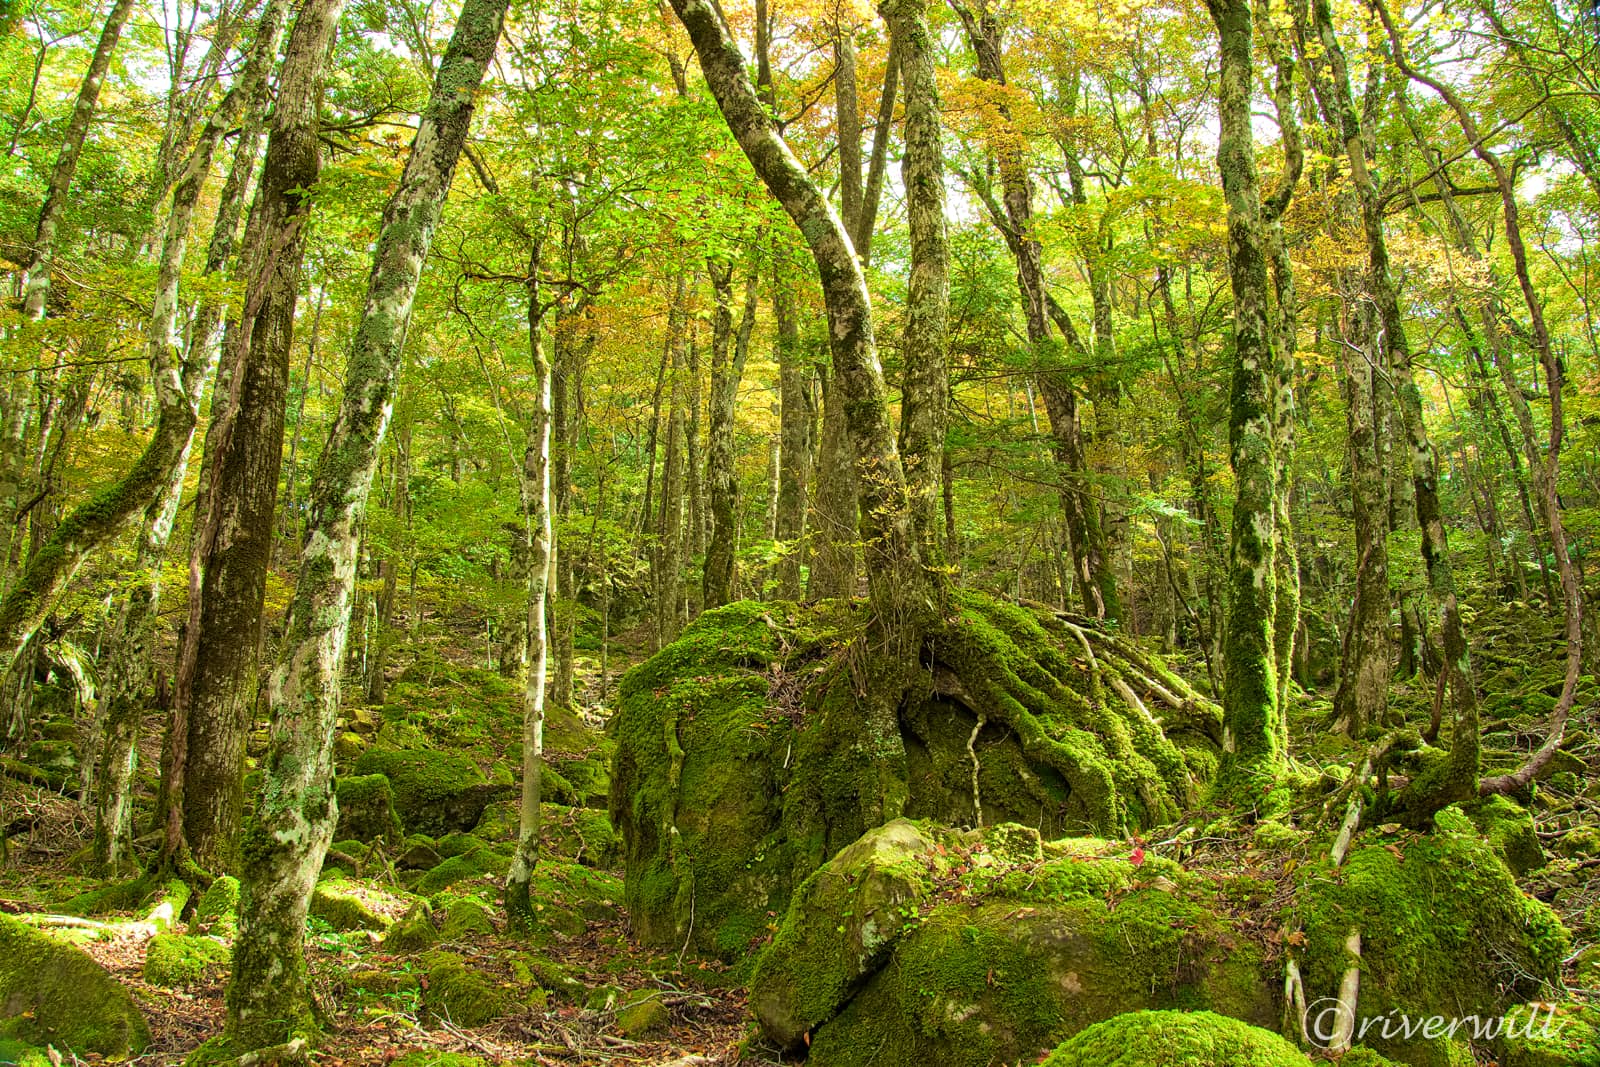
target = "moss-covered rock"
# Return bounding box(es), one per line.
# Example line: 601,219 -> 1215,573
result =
615,989 -> 670,1037
382,902 -> 440,954
1497,1001 -> 1600,1066
0,914 -> 150,1057
398,834 -> 443,870
612,597 -> 1217,960
509,953 -> 586,1002
310,879 -> 393,932
410,847 -> 507,896
421,951 -> 510,1027
750,819 -> 963,1048
543,804 -> 621,868
352,748 -> 509,836
143,933 -> 230,987
798,837 -> 1272,1066
1041,1010 -> 1313,1066
391,1051 -> 487,1067
1458,796 -> 1545,874
336,774 -> 404,842
190,875 -> 241,940
436,832 -> 487,858
439,896 -> 496,940
1292,822 -> 1567,1066
343,965 -> 422,999
0,1037 -> 51,1066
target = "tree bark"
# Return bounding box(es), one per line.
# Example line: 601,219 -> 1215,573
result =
704,261 -> 759,608
225,0 -> 504,1045
169,0 -> 345,873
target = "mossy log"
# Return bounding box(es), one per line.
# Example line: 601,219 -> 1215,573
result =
610,594 -> 1221,959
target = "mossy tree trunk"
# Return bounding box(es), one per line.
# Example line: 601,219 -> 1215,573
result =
771,242 -> 813,600
704,260 -> 759,608
508,238 -> 554,927
19,0 -> 135,320
167,0 -> 348,872
1206,0 -> 1286,789
225,0 -> 504,1046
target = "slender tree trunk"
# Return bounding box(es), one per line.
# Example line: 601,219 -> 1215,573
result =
704,263 -> 759,608
20,0 -> 136,320
225,0 -> 504,1046
808,368 -> 858,599
1208,0 -> 1285,788
888,0 -> 949,561
508,241 -> 554,925
549,307 -> 579,709
772,251 -> 813,600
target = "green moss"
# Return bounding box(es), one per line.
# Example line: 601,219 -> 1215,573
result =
410,847 -> 507,896
421,951 -> 509,1027
190,875 -> 241,939
0,914 -> 150,1057
615,989 -> 671,1037
391,1051 -> 488,1067
439,896 -> 496,939
342,965 -> 421,999
143,933 -> 230,987
509,954 -> 586,1001
1457,796 -> 1545,874
0,1038 -> 51,1066
382,902 -> 440,954
1041,1010 -> 1312,1066
335,774 -> 404,842
352,748 -> 491,836
310,879 -> 393,931
1498,1001 -> 1600,1066
435,832 -> 486,858
1293,825 -> 1567,1065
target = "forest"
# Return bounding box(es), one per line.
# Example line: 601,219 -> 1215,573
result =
0,0 -> 1597,1060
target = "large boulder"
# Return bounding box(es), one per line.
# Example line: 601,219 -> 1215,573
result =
1042,1010 -> 1313,1066
351,748 -> 510,836
0,914 -> 150,1057
611,595 -> 1218,959
335,773 -> 404,842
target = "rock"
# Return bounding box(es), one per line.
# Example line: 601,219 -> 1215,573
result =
343,965 -> 421,999
615,989 -> 670,1038
353,748 -> 511,836
143,934 -> 230,987
335,773 -> 404,842
436,832 -> 486,858
421,951 -> 510,1027
23,739 -> 76,780
439,897 -> 496,940
542,804 -> 620,868
0,1038 -> 50,1066
189,875 -> 241,939
382,903 -> 440,954
398,834 -> 443,870
510,954 -> 586,1002
612,597 -> 1214,960
1042,1010 -> 1312,1066
750,819 -> 963,1048
1497,1001 -> 1600,1066
310,880 -> 392,932
350,706 -> 381,734
1455,797 -> 1545,874
0,914 -> 150,1057
411,848 -> 507,896
334,731 -> 367,761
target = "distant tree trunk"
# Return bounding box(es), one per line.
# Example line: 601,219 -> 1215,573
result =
168,0 -> 343,873
1207,0 -> 1285,788
549,307 -> 579,709
887,0 -> 948,560
655,278 -> 688,645
685,315 -> 705,619
19,0 -> 135,320
808,368 -> 858,600
508,240 -> 554,926
704,262 -> 759,608
224,0 -> 504,1045
773,253 -> 814,600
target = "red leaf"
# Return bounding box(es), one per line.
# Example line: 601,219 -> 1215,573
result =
1129,846 -> 1146,866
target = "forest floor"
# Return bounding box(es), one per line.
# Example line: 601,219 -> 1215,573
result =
3,599 -> 1598,1065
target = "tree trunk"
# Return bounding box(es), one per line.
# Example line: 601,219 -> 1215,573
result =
224,0 -> 504,1046
771,250 -> 813,600
168,0 -> 344,873
887,0 -> 948,560
1207,0 -> 1285,788
20,0 -> 135,320
549,307 -> 579,710
507,240 -> 554,927
704,262 -> 759,608
807,367 -> 858,600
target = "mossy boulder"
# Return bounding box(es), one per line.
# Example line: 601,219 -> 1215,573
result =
612,596 -> 1216,960
543,804 -> 620,868
310,879 -> 394,932
750,818 -> 964,1047
391,1051 -> 488,1067
0,1038 -> 51,1066
1292,821 -> 1567,1066
510,954 -> 586,1002
440,896 -> 496,940
335,774 -> 404,842
190,875 -> 241,939
382,902 -> 440,954
789,832 -> 1272,1066
1041,1010 -> 1312,1066
352,748 -> 510,836
615,989 -> 670,1038
0,914 -> 150,1057
143,933 -> 230,987
398,834 -> 443,870
410,847 -> 507,896
1458,796 -> 1545,874
1498,1001 -> 1600,1066
421,951 -> 510,1027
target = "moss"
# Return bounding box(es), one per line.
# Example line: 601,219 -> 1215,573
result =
0,1038 -> 51,1066
1498,1001 -> 1600,1066
436,832 -> 486,858
1293,825 -> 1567,1065
310,879 -> 393,931
542,804 -> 621,868
351,748 -> 495,836
410,847 -> 507,896
1041,1010 -> 1312,1066
421,951 -> 509,1027
615,989 -> 671,1037
143,933 -> 230,987
509,954 -> 586,1001
0,914 -> 150,1057
439,896 -> 496,939
335,774 -> 404,842
342,965 -> 421,999
382,902 -> 440,954
1457,796 -> 1545,874
391,1052 -> 488,1067
190,875 -> 241,939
